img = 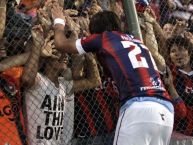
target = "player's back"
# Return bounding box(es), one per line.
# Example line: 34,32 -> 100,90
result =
99,31 -> 171,102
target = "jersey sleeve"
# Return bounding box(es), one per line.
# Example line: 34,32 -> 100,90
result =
75,34 -> 102,54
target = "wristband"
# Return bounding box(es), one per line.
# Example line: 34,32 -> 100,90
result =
54,18 -> 65,26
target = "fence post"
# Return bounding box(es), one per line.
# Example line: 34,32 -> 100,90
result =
122,0 -> 143,40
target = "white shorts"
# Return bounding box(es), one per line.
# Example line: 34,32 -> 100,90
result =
113,101 -> 174,145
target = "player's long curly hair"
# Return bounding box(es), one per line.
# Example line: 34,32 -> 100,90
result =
89,10 -> 122,34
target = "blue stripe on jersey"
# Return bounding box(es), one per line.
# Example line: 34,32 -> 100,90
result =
102,32 -> 136,99
102,32 -> 168,101
80,31 -> 171,102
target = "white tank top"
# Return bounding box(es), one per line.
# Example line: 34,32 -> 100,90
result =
25,73 -> 74,145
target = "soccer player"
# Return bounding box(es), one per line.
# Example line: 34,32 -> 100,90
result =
51,6 -> 174,145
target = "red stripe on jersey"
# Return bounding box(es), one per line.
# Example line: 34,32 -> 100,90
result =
137,67 -> 153,96
102,34 -> 129,80
81,34 -> 100,45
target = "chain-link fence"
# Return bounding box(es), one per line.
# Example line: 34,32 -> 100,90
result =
0,0 -> 193,145
141,0 -> 193,139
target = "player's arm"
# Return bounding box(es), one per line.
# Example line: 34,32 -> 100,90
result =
51,3 -> 78,54
52,3 -> 100,54
72,53 -> 101,92
54,24 -> 78,54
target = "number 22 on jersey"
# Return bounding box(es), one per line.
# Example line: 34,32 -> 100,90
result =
121,41 -> 158,70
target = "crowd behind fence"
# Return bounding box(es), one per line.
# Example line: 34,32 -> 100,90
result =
0,0 -> 193,145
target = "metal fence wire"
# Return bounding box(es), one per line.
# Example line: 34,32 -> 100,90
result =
0,0 -> 193,145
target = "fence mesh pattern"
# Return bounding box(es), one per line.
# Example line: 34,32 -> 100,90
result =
0,0 -> 193,145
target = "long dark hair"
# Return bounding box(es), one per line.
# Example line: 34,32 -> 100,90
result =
89,11 -> 122,34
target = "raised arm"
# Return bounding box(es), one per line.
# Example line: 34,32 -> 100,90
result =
72,53 -> 101,92
0,52 -> 30,72
143,10 -> 166,72
143,8 -> 167,52
21,26 -> 43,88
151,20 -> 166,45
51,2 -> 78,54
